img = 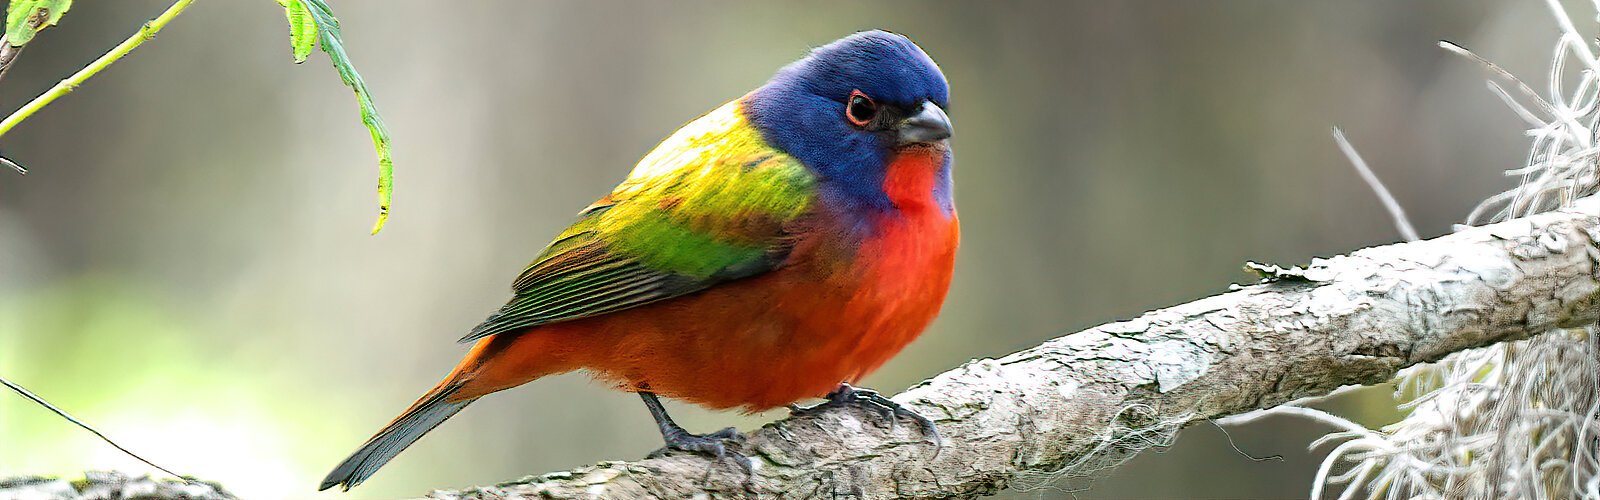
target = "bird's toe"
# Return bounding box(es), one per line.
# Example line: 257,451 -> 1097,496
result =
791,383 -> 942,450
649,428 -> 752,473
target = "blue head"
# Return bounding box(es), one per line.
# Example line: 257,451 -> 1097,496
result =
743,30 -> 953,214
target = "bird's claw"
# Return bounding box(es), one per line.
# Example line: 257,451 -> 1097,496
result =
648,426 -> 753,473
790,383 -> 942,452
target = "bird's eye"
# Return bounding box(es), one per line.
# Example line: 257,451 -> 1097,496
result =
845,90 -> 877,127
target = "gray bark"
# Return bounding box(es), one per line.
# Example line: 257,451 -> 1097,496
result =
0,472 -> 234,500
3,197 -> 1595,500
421,197 -> 1598,499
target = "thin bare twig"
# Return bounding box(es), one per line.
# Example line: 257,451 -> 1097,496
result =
0,40 -> 26,88
0,36 -> 24,175
1,374 -> 185,479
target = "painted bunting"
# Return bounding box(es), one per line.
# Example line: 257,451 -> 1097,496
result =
320,30 -> 956,491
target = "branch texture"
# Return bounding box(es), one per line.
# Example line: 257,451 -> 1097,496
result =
2,198 -> 1594,500
0,472 -> 233,500
426,197 -> 1598,500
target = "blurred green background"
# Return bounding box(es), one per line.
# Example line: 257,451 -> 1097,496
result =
0,1 -> 1559,498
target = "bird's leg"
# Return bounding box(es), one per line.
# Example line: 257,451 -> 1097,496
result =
639,391 -> 752,472
788,382 -> 942,449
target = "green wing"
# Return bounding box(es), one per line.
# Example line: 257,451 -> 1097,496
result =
459,102 -> 815,343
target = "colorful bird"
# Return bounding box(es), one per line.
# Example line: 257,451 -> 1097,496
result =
320,30 -> 956,491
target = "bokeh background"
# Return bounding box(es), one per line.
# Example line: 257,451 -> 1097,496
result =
0,1 -> 1568,498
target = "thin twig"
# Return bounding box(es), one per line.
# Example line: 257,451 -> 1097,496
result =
0,154 -> 27,174
1332,127 -> 1421,241
0,40 -> 26,91
0,35 -> 24,175
1,374 -> 185,479
0,0 -> 196,148
0,5 -> 58,99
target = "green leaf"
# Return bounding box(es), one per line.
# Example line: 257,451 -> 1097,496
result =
4,0 -> 71,46
275,0 -> 315,63
293,0 -> 394,234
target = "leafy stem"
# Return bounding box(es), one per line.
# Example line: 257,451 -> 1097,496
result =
283,0 -> 395,234
0,0 -> 194,172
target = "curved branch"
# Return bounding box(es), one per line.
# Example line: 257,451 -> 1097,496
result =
425,197 -> 1598,500
2,198 -> 1594,500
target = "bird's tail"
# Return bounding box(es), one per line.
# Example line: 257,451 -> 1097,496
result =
319,380 -> 476,491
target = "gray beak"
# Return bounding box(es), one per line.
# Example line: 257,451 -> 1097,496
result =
897,101 -> 953,145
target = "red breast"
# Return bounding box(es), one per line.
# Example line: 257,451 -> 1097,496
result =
452,148 -> 958,411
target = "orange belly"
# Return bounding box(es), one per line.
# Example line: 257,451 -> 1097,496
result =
453,214 -> 959,412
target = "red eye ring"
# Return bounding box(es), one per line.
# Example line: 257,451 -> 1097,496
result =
845,89 -> 877,127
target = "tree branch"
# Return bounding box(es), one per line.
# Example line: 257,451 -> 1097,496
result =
427,196 -> 1598,500
0,472 -> 233,500
2,198 -> 1594,500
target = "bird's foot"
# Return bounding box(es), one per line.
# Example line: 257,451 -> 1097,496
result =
648,426 -> 753,473
789,383 -> 942,451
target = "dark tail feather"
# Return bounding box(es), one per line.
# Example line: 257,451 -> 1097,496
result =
319,386 -> 475,491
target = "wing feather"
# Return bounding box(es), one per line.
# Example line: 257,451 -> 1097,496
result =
459,101 -> 815,343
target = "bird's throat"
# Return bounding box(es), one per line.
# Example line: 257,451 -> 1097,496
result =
882,145 -> 953,214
